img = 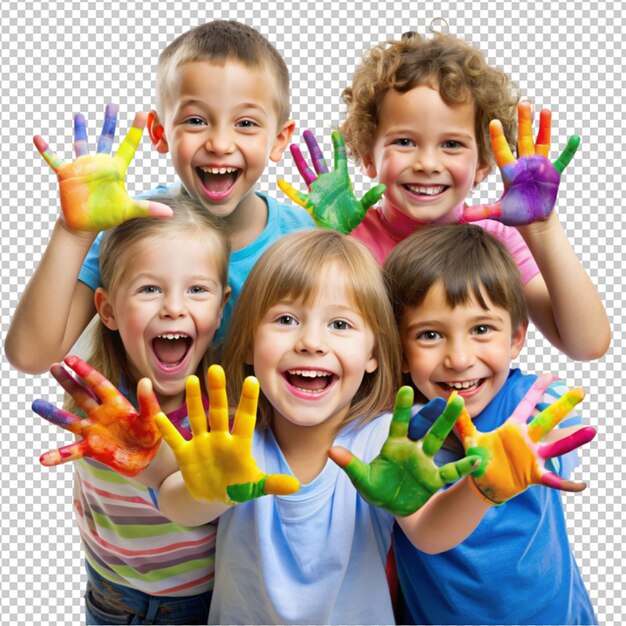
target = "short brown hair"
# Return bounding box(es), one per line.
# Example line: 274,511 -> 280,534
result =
384,224 -> 527,331
341,31 -> 519,170
222,229 -> 402,429
156,20 -> 290,123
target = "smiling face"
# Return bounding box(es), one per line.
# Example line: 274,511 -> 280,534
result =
95,232 -> 228,413
150,60 -> 293,226
249,264 -> 378,436
400,281 -> 526,418
364,84 -> 490,224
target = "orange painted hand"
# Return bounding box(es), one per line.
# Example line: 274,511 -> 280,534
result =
34,104 -> 172,231
455,374 -> 596,505
155,365 -> 300,504
32,355 -> 162,476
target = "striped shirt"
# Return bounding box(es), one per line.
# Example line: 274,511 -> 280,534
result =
73,400 -> 216,597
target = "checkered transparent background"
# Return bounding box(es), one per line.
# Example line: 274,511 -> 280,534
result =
1,1 -> 623,624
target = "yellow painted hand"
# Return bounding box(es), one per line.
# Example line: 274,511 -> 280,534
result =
155,365 -> 300,504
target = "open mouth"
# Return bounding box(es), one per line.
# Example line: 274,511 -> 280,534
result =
437,378 -> 484,394
284,369 -> 336,395
197,166 -> 240,197
152,333 -> 193,369
404,184 -> 448,197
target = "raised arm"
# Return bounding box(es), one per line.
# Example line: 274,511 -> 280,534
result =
157,365 -> 300,527
5,106 -> 172,373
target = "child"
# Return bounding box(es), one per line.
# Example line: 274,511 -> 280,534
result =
280,29 -> 610,362
384,223 -> 597,624
32,192 -> 231,624
5,19 -> 313,374
153,229 -> 592,625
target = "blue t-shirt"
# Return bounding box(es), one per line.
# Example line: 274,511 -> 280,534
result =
78,187 -> 314,342
395,369 -> 597,625
209,416 -> 396,625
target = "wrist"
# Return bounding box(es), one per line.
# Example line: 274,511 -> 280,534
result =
56,217 -> 98,242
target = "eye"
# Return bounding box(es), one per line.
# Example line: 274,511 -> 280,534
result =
417,330 -> 441,341
471,324 -> 493,336
276,314 -> 298,326
188,285 -> 208,295
442,140 -> 463,150
184,116 -> 206,127
139,285 -> 161,295
329,319 -> 352,331
237,119 -> 258,129
393,137 -> 414,147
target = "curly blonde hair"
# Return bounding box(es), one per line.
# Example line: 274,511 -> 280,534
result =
341,31 -> 520,170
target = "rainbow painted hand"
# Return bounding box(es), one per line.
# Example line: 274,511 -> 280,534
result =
463,102 -> 580,226
278,130 -> 385,233
453,374 -> 596,505
34,104 -> 172,231
32,355 -> 162,477
155,365 -> 300,504
329,387 -> 480,516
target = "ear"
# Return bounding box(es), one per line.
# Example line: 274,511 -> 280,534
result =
365,354 -> 378,374
401,353 -> 411,374
215,287 -> 232,330
244,344 -> 254,366
510,321 -> 528,360
473,160 -> 491,187
147,111 -> 169,154
269,119 -> 296,162
94,287 -> 118,331
362,153 -> 378,179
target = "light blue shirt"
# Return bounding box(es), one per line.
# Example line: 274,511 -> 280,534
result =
209,416 -> 396,625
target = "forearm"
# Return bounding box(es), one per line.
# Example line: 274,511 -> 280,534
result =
158,471 -> 231,527
396,477 -> 490,554
520,212 -> 610,360
5,219 -> 97,373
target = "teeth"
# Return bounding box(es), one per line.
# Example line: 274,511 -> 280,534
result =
446,380 -> 479,390
158,333 -> 189,340
406,184 -> 446,195
288,369 -> 331,378
199,166 -> 238,175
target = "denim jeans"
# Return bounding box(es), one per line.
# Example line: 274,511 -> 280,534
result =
84,561 -> 212,625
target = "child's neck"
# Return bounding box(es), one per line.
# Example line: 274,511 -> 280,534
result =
224,191 -> 269,250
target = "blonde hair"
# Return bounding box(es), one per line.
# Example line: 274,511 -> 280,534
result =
155,20 -> 290,124
222,229 -> 402,429
341,30 -> 520,171
66,192 -> 230,413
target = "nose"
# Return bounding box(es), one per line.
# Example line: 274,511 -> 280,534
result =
294,325 -> 328,355
160,293 -> 187,319
412,146 -> 442,174
443,337 -> 475,371
204,125 -> 235,155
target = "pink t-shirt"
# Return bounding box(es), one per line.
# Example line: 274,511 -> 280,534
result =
350,203 -> 539,286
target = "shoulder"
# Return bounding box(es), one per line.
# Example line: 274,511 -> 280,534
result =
261,192 -> 315,231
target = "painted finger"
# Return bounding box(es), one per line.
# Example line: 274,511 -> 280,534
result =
462,201 -> 503,223
207,365 -> 229,433
155,412 -> 187,453
186,375 -> 208,437
541,471 -> 586,492
538,426 -> 596,459
231,376 -> 260,440
535,109 -> 552,158
290,142 -> 317,186
422,392 -> 464,456
32,399 -> 86,434
517,102 -> 535,157
304,129 -> 329,174
527,387 -> 585,442
490,120 -> 515,168
329,446 -> 370,489
509,373 -> 554,426
360,184 -> 386,212
438,454 -> 482,484
64,354 -> 130,407
263,473 -> 300,496
128,198 -> 174,220
408,397 -> 447,441
34,135 -> 65,171
73,113 -> 89,157
114,112 -> 147,171
388,386 -> 414,438
331,131 -> 348,176
49,362 -> 99,414
40,439 -> 89,467
96,103 -> 119,154
277,179 -> 308,209
553,135 -> 581,174
454,406 -> 478,447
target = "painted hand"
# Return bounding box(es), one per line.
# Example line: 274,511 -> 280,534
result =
34,104 -> 172,231
155,365 -> 300,504
463,102 -> 580,225
454,374 -> 596,505
278,130 -> 385,233
329,387 -> 480,516
32,355 -> 162,476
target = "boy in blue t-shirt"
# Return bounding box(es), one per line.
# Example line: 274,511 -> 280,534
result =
384,223 -> 597,625
6,20 -> 313,373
